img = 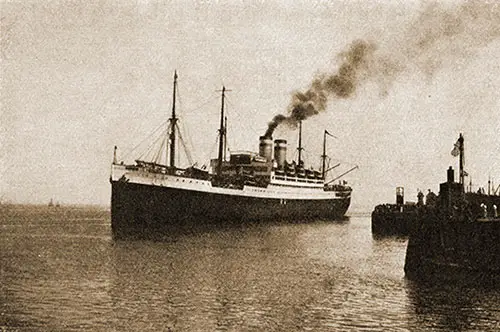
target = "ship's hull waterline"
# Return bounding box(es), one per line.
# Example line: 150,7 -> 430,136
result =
111,180 -> 351,238
110,73 -> 355,238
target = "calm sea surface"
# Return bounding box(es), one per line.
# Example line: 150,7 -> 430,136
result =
1,205 -> 499,331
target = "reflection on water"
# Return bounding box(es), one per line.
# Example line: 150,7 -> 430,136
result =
1,206 -> 499,331
405,280 -> 500,331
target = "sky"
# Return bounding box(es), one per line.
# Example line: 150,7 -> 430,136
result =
1,0 -> 499,210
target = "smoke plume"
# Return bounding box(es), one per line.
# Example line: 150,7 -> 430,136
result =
264,1 -> 500,138
265,39 -> 375,137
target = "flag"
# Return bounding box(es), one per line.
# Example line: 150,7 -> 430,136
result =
451,138 -> 461,157
325,130 -> 337,139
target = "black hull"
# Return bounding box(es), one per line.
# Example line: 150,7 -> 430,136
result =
111,181 -> 351,238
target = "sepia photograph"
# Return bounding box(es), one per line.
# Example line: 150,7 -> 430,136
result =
1,0 -> 499,331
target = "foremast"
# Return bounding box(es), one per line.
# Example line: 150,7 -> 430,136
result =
169,71 -> 178,168
166,71 -> 193,169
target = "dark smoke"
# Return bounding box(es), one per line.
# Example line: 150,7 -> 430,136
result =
265,39 -> 376,137
265,1 -> 500,137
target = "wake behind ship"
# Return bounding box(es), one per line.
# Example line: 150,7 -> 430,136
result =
110,73 -> 355,238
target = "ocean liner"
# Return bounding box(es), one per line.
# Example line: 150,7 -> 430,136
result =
110,73 -> 355,238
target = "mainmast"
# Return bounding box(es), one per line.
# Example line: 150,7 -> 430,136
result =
169,71 -> 178,168
217,86 -> 227,176
297,121 -> 303,166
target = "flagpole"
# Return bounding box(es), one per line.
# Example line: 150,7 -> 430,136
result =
459,133 -> 464,185
322,130 -> 338,179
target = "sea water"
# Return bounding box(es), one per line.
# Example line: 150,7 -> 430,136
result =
1,205 -> 499,331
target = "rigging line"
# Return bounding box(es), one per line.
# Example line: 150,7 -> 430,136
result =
152,139 -> 162,164
138,128 -> 168,161
203,136 -> 220,166
179,93 -> 220,117
115,86 -> 173,135
142,126 -> 169,161
138,135 -> 159,160
178,135 -> 193,166
178,117 -> 196,163
139,137 -> 160,162
159,133 -> 169,164
156,133 -> 170,165
176,124 -> 194,165
121,119 -> 170,160
153,136 -> 166,164
328,157 -> 359,167
326,157 -> 331,173
175,76 -> 182,110
224,97 -> 261,138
